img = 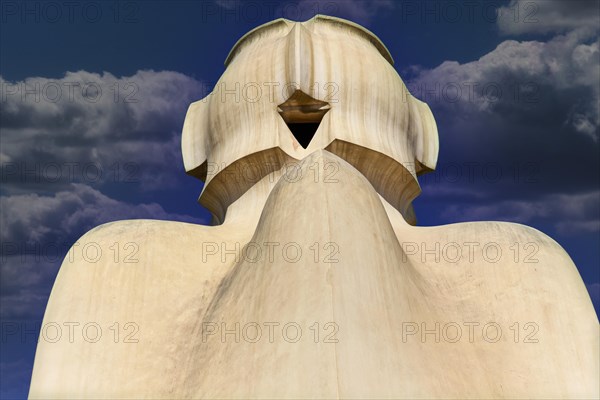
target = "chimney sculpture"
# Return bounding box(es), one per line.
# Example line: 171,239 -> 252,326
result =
29,15 -> 599,399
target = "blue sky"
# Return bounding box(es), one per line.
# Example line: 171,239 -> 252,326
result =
1,0 -> 599,398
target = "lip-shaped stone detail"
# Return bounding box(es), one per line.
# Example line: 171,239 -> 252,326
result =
278,89 -> 331,148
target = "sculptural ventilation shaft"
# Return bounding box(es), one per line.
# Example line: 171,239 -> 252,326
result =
29,15 -> 599,399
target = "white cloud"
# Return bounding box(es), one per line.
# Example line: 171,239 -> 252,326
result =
0,183 -> 206,245
407,32 -> 599,141
497,0 -> 600,36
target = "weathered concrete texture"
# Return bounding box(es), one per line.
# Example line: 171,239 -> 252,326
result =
29,15 -> 599,399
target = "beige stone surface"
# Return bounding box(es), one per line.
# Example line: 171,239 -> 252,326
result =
181,15 -> 437,224
29,15 -> 599,399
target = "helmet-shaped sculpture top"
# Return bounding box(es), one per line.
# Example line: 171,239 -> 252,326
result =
182,15 -> 439,224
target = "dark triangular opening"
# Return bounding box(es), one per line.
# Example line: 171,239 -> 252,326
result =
278,90 -> 330,149
286,123 -> 321,148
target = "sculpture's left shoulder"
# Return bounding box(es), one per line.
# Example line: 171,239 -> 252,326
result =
29,219 -> 252,399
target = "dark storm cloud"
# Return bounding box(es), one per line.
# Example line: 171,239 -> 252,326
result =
405,1 -> 599,242
408,31 -> 599,141
497,0 -> 600,35
0,69 -> 209,321
0,70 -> 206,191
407,28 -> 599,208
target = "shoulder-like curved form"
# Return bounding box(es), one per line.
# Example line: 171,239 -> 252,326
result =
30,15 -> 598,400
29,150 -> 600,399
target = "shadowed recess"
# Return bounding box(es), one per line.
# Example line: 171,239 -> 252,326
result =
278,90 -> 330,148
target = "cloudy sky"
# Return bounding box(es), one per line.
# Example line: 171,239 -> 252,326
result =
1,0 -> 599,397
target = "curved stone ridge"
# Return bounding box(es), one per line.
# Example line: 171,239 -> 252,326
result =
181,15 -> 438,225
224,15 -> 395,67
